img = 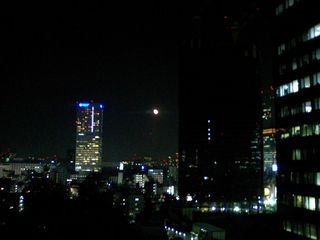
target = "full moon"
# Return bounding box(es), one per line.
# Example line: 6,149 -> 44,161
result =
153,109 -> 159,115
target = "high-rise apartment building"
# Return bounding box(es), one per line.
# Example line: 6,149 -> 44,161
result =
75,102 -> 103,173
273,0 -> 320,238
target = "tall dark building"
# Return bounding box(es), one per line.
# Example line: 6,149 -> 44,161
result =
273,0 -> 320,238
178,1 -> 263,206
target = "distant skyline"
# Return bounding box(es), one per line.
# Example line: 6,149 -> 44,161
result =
0,1 -> 179,161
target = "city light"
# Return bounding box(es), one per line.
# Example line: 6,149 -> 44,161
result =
79,103 -> 90,107
272,163 -> 278,172
186,194 -> 193,202
234,206 -> 241,212
119,163 -> 124,171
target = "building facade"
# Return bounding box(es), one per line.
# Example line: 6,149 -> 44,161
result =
274,0 -> 320,238
261,84 -> 277,210
75,102 -> 103,173
178,1 -> 263,206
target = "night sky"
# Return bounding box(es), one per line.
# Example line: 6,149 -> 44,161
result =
0,1 -> 180,161
0,0 -> 264,161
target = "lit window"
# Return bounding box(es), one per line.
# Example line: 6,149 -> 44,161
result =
302,124 -> 313,136
305,23 -> 320,42
296,195 -> 302,208
312,24 -> 320,38
286,0 -> 294,8
301,76 -> 310,89
302,30 -> 310,42
308,224 -> 317,240
292,149 -> 301,160
304,196 -> 316,211
281,132 -> 290,139
313,124 -> 320,135
276,3 -> 284,16
292,222 -> 303,235
316,48 -> 320,60
277,43 -> 285,54
281,106 -> 290,117
278,80 -> 299,97
292,80 -> 299,93
303,101 -> 312,113
312,72 -> 320,85
283,220 -> 292,232
316,173 -> 320,186
291,126 -> 301,136
292,58 -> 297,70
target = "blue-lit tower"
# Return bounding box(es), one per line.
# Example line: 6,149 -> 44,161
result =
75,101 -> 104,173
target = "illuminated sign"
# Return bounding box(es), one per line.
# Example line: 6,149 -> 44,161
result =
79,103 -> 90,107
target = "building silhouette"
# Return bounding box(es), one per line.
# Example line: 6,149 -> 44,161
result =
273,0 -> 320,238
178,1 -> 263,206
75,101 -> 104,173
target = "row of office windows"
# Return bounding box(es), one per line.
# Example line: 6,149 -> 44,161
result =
279,97 -> 320,118
279,100 -> 312,117
76,156 -> 100,160
289,171 -> 320,186
291,147 -> 320,161
293,195 -> 318,211
275,0 -> 300,16
76,160 -> 98,164
277,23 -> 320,56
283,219 -> 318,240
279,48 -> 320,75
282,194 -> 320,211
280,123 -> 320,139
277,72 -> 320,97
76,143 -> 101,147
77,152 -> 100,157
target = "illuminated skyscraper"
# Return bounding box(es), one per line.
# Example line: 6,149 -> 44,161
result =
75,102 -> 104,173
274,0 -> 320,238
